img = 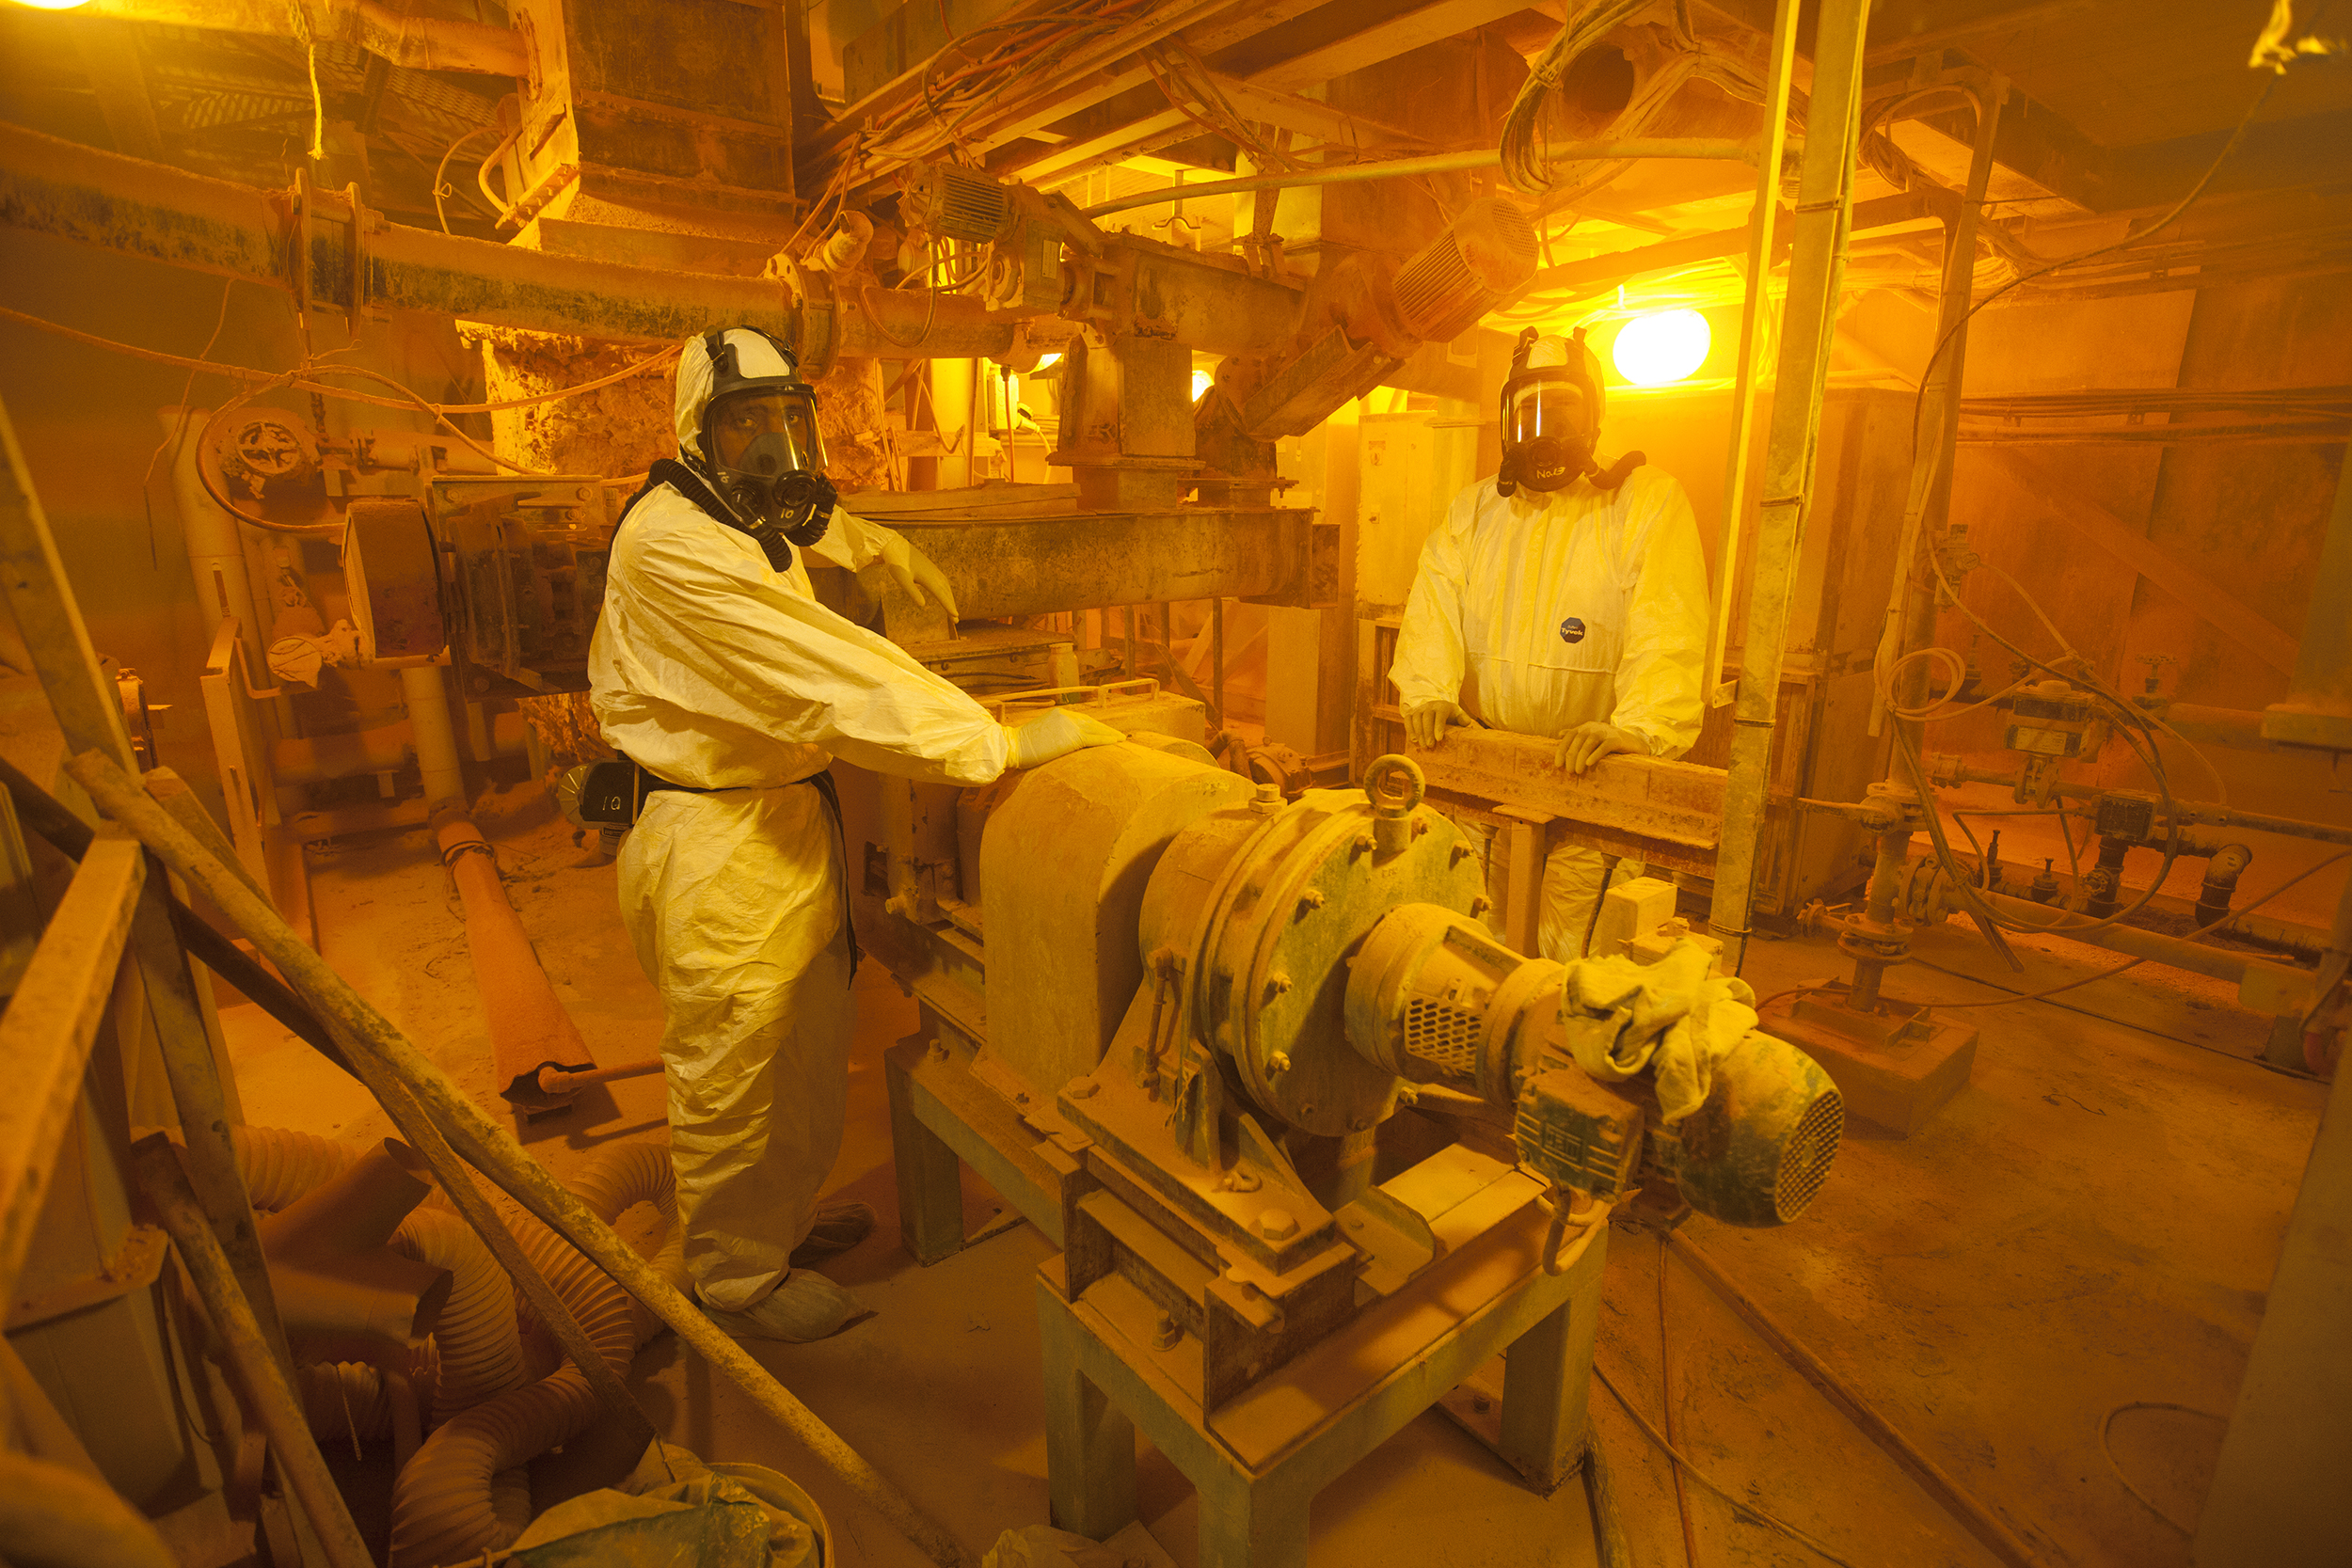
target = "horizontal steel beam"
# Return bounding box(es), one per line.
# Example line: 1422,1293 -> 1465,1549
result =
888,505 -> 1318,619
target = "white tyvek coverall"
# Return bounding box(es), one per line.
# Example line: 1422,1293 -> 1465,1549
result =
1390,467 -> 1708,960
590,351 -> 1008,1313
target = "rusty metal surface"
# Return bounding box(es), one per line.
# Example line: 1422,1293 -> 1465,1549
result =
343,498 -> 445,659
889,504 -> 1318,619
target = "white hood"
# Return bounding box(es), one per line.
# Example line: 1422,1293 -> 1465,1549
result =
673,327 -> 803,462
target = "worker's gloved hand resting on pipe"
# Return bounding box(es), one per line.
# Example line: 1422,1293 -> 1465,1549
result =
882,542 -> 960,621
1556,721 -> 1645,776
1004,707 -> 1125,768
1404,699 -> 1474,749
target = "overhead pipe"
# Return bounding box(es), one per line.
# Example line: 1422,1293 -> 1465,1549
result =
1077,138 -> 1755,219
0,123 -> 1034,356
86,0 -> 531,77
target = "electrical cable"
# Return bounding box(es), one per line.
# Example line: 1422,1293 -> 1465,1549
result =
2099,1402 -> 2226,1535
433,125 -> 502,235
1591,1360 -> 1866,1568
0,304 -> 680,415
140,277 -> 240,566
1904,956 -> 2326,1081
1902,67 -> 2283,476
1658,1234 -> 1701,1568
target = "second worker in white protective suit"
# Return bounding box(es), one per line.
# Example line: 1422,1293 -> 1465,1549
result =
590,327 -> 1120,1341
1389,328 -> 1708,961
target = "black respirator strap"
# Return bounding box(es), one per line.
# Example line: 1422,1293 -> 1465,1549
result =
620,457 -> 803,572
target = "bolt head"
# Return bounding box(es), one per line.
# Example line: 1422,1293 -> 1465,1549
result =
1067,1079 -> 1099,1101
1258,1207 -> 1299,1241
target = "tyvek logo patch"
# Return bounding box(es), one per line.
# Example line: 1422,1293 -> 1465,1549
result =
1558,617 -> 1587,644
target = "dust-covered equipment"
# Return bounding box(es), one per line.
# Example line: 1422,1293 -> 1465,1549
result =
342,475 -> 617,696
1345,900 -> 1843,1223
866,736 -> 1843,1517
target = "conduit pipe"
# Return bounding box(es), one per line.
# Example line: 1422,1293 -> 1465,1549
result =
256,1137 -> 452,1366
389,1143 -> 673,1568
391,1208 -> 525,1418
433,806 -> 598,1101
271,710 -> 528,787
401,666 -> 466,808
211,1126 -> 526,1428
1978,887 -> 2314,996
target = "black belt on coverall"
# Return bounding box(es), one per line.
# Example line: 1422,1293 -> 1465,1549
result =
636,763 -> 863,983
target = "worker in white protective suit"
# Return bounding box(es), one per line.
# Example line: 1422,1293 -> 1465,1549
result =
590,327 -> 1120,1341
1390,328 -> 1708,961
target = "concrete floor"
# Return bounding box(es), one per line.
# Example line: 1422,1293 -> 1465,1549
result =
225,782 -> 2329,1568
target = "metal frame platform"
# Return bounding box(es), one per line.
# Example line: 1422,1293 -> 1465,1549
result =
1035,1203 -> 1608,1568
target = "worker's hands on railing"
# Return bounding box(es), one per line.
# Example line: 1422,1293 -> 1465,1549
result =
1004,708 -> 1124,769
886,541 -> 961,621
1556,721 -> 1645,775
1403,700 -> 1474,749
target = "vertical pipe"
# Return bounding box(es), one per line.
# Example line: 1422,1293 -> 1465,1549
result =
1699,0 -> 1803,710
1158,602 -> 1173,683
400,664 -> 465,809
1123,605 -> 1137,682
1211,597 -> 1226,733
1874,85 -> 2007,735
1703,0 -> 1874,973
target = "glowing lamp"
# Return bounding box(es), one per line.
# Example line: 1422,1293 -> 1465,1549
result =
1612,309 -> 1711,387
1191,368 -> 1214,402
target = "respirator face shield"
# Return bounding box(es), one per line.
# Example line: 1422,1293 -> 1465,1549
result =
702,388 -> 836,546
1500,372 -> 1595,493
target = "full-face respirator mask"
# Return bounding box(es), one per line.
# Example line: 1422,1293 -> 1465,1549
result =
690,327 -> 837,552
1496,327 -> 1642,499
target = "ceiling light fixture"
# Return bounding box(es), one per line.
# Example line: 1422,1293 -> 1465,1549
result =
1612,309 -> 1711,387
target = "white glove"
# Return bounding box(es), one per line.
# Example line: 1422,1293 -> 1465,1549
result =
1005,708 -> 1125,768
1403,700 -> 1473,749
885,541 -> 961,621
1556,721 -> 1645,775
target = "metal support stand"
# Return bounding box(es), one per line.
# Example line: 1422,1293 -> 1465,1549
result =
1037,1206 -> 1609,1568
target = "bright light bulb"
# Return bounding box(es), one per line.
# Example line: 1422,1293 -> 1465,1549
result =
1612,309 -> 1711,387
1191,369 -> 1214,402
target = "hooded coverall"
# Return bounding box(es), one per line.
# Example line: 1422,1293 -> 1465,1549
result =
589,335 -> 1009,1313
1390,466 -> 1708,960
